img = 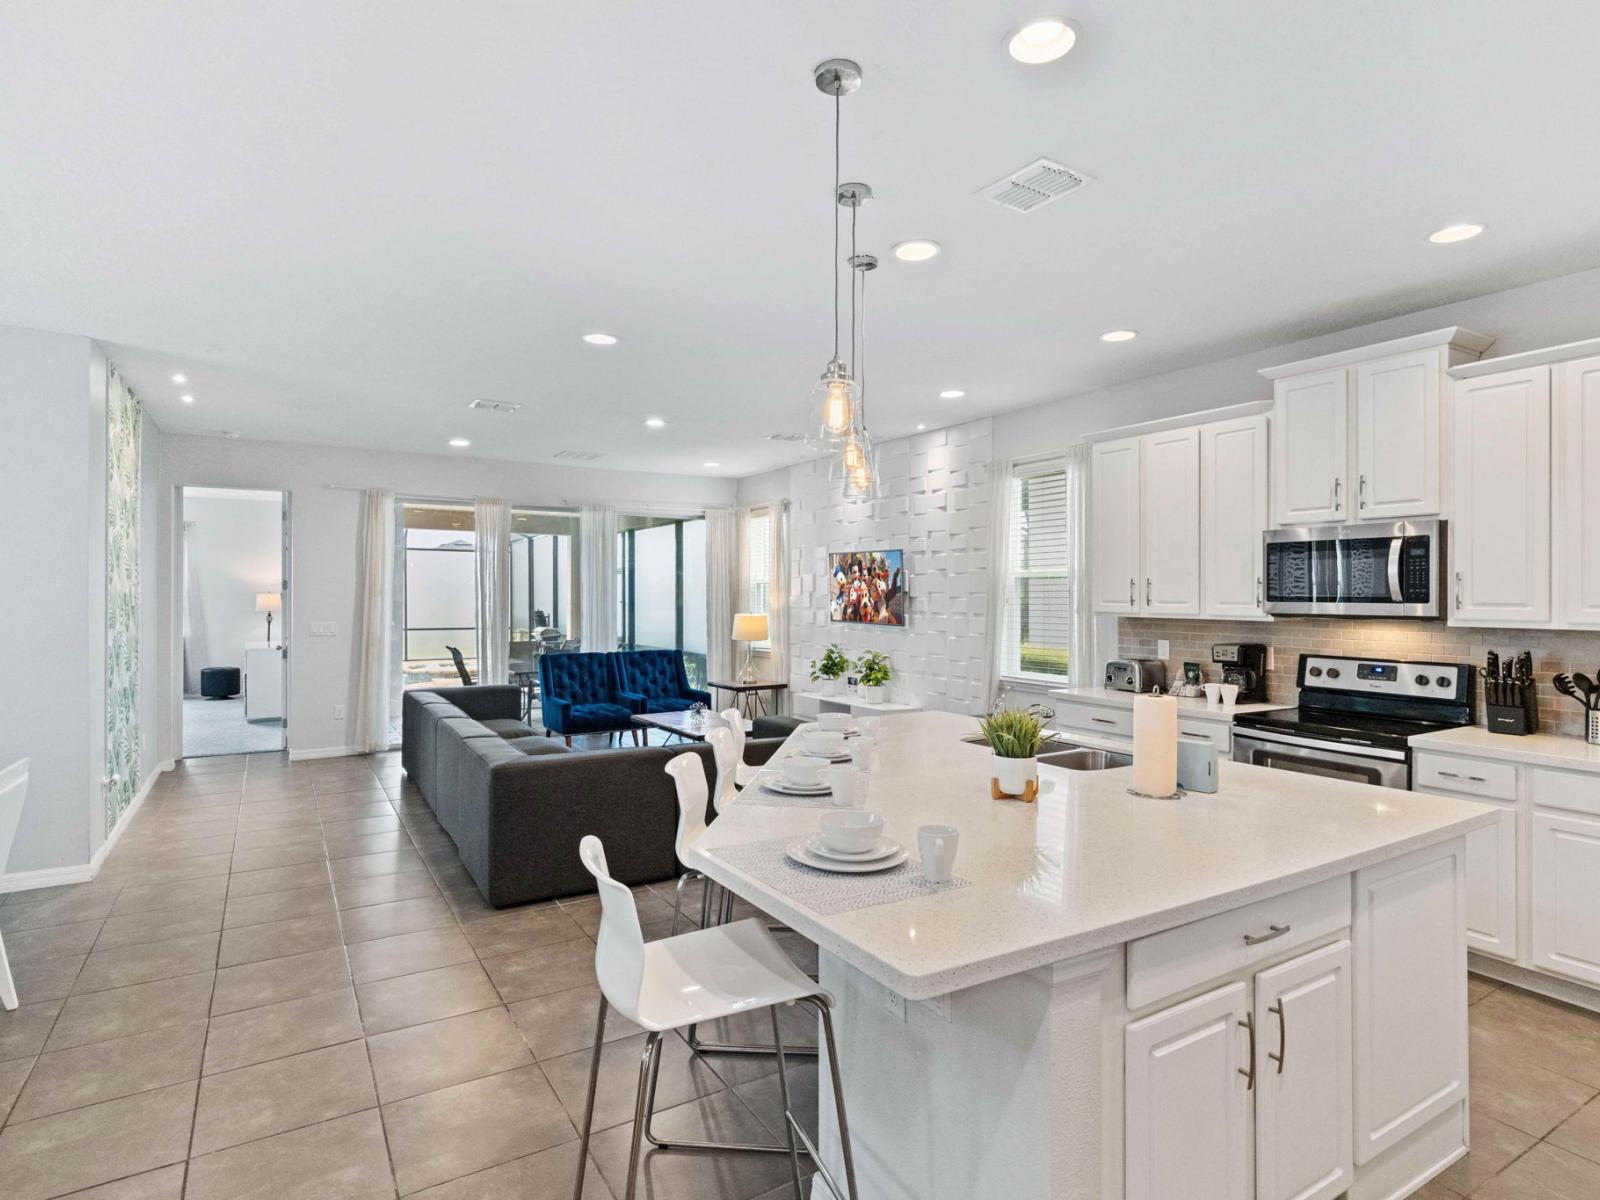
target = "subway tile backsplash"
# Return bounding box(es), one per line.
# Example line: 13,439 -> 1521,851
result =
1118,617 -> 1600,738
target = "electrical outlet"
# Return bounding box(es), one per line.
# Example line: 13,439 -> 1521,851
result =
333,704 -> 346,720
882,985 -> 905,1021
1158,639 -> 1171,658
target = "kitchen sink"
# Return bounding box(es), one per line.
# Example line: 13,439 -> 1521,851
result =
1037,747 -> 1133,771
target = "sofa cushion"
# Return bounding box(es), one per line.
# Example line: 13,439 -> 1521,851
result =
481,718 -> 537,739
502,737 -> 572,758
568,702 -> 636,733
752,714 -> 806,739
617,650 -> 684,701
639,696 -> 696,713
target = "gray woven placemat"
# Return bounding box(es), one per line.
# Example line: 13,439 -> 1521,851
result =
708,836 -> 972,916
737,784 -> 839,810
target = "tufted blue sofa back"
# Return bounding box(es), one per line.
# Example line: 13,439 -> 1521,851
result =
538,651 -> 616,706
616,649 -> 685,699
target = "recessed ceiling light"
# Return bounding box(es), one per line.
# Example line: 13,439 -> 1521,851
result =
1007,18 -> 1078,64
171,373 -> 187,384
703,461 -> 720,468
180,393 -> 196,404
449,438 -> 471,448
644,417 -> 666,429
1100,329 -> 1138,343
916,424 -> 927,431
1428,223 -> 1484,244
939,389 -> 965,399
582,332 -> 619,346
892,240 -> 941,262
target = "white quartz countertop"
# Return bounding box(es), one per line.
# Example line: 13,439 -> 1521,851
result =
688,710 -> 1498,1000
1411,725 -> 1600,771
1050,686 -> 1293,723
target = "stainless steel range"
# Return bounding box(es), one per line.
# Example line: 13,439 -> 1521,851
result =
1231,653 -> 1474,789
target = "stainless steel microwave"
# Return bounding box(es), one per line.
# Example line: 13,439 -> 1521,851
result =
1262,520 -> 1443,618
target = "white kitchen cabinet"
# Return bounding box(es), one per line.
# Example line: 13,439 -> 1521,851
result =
1351,840 -> 1467,1165
1125,981 -> 1252,1200
1354,349 -> 1441,520
1463,799 -> 1519,962
1140,426 -> 1202,616
1202,415 -> 1270,619
1091,437 -> 1140,614
1254,941 -> 1353,1200
1450,366 -> 1552,626
1559,354 -> 1600,627
1271,368 -> 1349,526
1531,807 -> 1600,987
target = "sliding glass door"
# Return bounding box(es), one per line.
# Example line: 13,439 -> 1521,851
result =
617,514 -> 707,687
399,504 -> 477,689
510,509 -> 579,671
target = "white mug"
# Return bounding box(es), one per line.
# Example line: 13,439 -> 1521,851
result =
828,763 -> 864,807
817,712 -> 852,732
1218,683 -> 1240,707
781,758 -> 825,788
918,825 -> 960,883
856,716 -> 880,738
850,735 -> 876,769
803,730 -> 847,758
1202,683 -> 1222,706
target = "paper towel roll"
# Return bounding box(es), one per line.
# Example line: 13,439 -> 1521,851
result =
1133,692 -> 1178,797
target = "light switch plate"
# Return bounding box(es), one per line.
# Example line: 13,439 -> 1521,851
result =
333,704 -> 346,720
310,622 -> 337,637
1157,639 -> 1170,658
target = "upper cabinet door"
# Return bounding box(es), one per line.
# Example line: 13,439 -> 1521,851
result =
1202,416 -> 1270,620
1560,355 -> 1600,627
1272,369 -> 1349,526
1450,367 -> 1552,627
1141,427 -> 1202,616
1092,437 -> 1141,614
1355,349 -> 1441,519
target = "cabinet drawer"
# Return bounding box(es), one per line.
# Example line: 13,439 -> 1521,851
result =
1412,752 -> 1516,801
1178,720 -> 1230,752
1127,874 -> 1352,1011
1057,702 -> 1133,739
1531,767 -> 1600,818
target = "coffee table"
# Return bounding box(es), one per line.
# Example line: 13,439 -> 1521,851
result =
631,710 -> 749,744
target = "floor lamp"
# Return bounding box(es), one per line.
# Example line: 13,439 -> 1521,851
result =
256,592 -> 282,645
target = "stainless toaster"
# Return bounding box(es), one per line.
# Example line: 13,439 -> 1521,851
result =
1104,659 -> 1167,693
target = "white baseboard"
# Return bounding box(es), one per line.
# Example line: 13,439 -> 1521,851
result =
0,760 -> 170,895
289,745 -> 363,762
1468,952 -> 1600,1014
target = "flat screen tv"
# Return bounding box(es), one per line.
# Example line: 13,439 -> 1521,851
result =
828,549 -> 906,626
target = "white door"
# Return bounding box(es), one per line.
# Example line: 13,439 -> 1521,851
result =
1465,799 -> 1519,961
1354,349 -> 1441,519
1092,437 -> 1141,614
1272,369 -> 1349,526
1560,355 -> 1600,627
1450,367 -> 1552,626
1202,416 -> 1270,619
1254,941 -> 1353,1200
1351,841 -> 1467,1164
1125,981 -> 1252,1200
1140,427 -> 1201,616
1531,808 -> 1600,987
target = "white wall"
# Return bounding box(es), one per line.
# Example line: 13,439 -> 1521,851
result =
157,435 -> 737,759
182,489 -> 282,682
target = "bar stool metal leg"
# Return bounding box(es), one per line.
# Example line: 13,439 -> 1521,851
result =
771,1006 -> 806,1196
571,997 -> 609,1200
669,870 -> 703,937
623,1033 -> 663,1200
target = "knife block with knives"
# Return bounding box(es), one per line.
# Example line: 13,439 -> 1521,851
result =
1483,650 -> 1538,736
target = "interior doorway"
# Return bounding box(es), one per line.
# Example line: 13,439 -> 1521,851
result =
180,487 -> 288,757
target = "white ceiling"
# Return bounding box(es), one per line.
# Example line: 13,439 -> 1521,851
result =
4,2 -> 1600,477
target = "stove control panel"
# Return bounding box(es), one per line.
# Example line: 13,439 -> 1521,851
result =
1300,655 -> 1471,703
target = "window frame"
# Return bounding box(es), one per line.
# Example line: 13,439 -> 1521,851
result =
1003,459 -> 1075,686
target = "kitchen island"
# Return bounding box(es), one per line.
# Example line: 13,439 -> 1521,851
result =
686,710 -> 1499,1200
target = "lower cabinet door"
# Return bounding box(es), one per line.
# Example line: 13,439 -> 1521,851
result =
1531,808 -> 1600,986
1125,981 -> 1252,1200
1254,942 -> 1353,1200
1465,800 -> 1519,961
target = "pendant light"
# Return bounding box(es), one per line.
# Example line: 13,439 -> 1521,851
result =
807,59 -> 862,448
840,221 -> 880,502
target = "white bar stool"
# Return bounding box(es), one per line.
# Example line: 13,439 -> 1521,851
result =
571,834 -> 859,1200
0,759 -> 30,1010
718,708 -> 761,790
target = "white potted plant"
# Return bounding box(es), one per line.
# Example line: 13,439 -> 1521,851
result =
809,644 -> 850,696
980,707 -> 1044,801
855,650 -> 891,704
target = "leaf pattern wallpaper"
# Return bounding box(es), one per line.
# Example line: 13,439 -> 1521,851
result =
105,369 -> 142,835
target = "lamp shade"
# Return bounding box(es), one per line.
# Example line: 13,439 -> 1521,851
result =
255,592 -> 282,613
731,612 -> 769,643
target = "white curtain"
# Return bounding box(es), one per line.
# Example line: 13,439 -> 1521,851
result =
1063,441 -> 1096,691
769,501 -> 790,708
982,458 -> 1016,712
353,489 -> 396,753
579,505 -> 618,652
705,507 -> 737,686
474,498 -> 511,685
181,520 -> 208,696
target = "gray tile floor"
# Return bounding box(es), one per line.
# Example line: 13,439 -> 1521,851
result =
0,751 -> 818,1200
3,754 -> 1599,1198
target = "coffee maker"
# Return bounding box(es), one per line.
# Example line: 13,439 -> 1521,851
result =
1212,643 -> 1269,703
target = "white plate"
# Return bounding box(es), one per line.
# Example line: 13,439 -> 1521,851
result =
805,836 -> 900,863
785,840 -> 909,874
761,781 -> 833,798
795,751 -> 853,764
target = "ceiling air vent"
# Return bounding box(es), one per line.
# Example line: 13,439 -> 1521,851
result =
767,432 -> 808,443
468,398 -> 523,413
552,449 -> 602,461
978,157 -> 1092,213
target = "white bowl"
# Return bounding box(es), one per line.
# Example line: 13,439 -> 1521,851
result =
817,713 -> 852,732
802,730 -> 848,758
818,809 -> 884,854
781,758 -> 825,788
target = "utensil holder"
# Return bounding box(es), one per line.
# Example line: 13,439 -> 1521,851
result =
1589,711 -> 1600,746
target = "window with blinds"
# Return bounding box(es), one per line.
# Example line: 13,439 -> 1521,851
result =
742,508 -> 773,648
1006,464 -> 1072,680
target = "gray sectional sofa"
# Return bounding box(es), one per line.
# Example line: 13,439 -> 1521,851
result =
400,685 -> 784,908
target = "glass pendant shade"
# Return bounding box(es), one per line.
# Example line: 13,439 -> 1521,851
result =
808,360 -> 858,445
839,431 -> 880,501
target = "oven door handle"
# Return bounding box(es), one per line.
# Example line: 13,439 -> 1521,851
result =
1387,537 -> 1404,603
1232,725 -> 1407,762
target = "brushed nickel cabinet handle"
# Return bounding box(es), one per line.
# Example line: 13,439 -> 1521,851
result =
1238,1012 -> 1256,1090
1333,476 -> 1342,511
1267,999 -> 1286,1073
1145,578 -> 1152,606
1359,474 -> 1367,510
1255,576 -> 1263,607
1455,571 -> 1463,611
1129,577 -> 1135,606
1243,923 -> 1291,946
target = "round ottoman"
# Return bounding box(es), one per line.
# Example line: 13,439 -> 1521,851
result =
200,667 -> 241,699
